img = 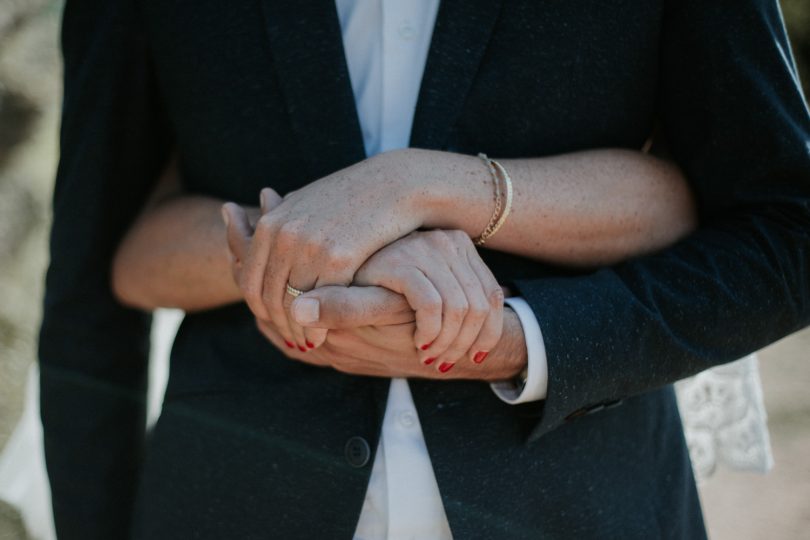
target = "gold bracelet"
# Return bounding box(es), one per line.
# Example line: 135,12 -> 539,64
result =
473,153 -> 513,246
486,158 -> 513,240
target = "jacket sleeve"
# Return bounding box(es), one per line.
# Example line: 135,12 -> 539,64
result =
38,0 -> 171,537
514,0 -> 810,441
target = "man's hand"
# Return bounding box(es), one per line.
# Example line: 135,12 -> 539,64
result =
223,197 -> 522,379
260,285 -> 526,380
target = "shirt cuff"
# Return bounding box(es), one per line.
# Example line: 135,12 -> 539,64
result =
490,296 -> 549,404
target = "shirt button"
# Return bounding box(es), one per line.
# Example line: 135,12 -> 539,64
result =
398,410 -> 416,428
398,20 -> 415,41
344,436 -> 371,468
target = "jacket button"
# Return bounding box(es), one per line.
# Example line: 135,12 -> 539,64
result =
344,436 -> 371,468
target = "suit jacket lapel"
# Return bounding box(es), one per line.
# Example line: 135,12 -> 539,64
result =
260,0 -> 503,176
410,0 -> 504,150
260,0 -> 366,180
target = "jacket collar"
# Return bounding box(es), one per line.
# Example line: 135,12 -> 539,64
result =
261,0 -> 503,179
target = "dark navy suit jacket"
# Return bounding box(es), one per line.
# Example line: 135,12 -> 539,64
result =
40,0 -> 810,538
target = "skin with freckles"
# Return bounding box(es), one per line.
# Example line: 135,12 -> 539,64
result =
226,204 -> 505,372
229,148 -> 695,357
112,147 -> 697,381
252,284 -> 527,380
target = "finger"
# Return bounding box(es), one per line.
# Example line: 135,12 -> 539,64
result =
466,251 -> 505,363
433,258 -> 491,370
222,203 -> 253,263
255,317 -> 287,350
303,265 -> 362,349
387,268 -> 444,355
417,263 -> 467,368
283,288 -> 312,352
260,187 -> 283,215
241,215 -> 279,324
255,318 -> 329,368
357,261 -> 442,352
283,259 -> 321,351
260,219 -> 307,349
291,285 -> 414,329
302,326 -> 329,350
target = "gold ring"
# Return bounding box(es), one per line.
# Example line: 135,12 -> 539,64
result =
286,283 -> 305,297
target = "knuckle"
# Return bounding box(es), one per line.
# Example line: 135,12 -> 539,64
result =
468,300 -> 489,321
256,214 -> 274,229
448,229 -> 470,245
277,220 -> 306,243
488,287 -> 505,308
240,281 -> 259,298
422,229 -> 447,249
483,324 -> 504,347
420,298 -> 443,316
434,230 -> 454,249
446,300 -> 469,320
261,288 -> 276,304
324,246 -> 354,272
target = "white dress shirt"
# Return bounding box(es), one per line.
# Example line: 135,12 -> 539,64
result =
333,2 -> 548,538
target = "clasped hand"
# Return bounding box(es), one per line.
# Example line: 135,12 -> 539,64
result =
221,160 -> 507,379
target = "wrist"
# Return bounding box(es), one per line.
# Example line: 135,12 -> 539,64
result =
478,307 -> 527,381
386,148 -> 494,235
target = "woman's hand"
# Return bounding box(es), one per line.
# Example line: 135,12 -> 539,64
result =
225,198 -> 504,370
258,285 -> 525,381
349,229 -> 504,371
238,151 -> 429,351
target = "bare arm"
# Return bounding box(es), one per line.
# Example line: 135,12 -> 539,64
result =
404,147 -> 696,267
112,148 -> 695,312
111,158 -> 260,311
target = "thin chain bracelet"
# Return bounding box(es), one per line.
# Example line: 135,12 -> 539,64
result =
473,153 -> 513,246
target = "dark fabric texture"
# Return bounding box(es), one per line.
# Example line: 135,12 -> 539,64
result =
40,0 -> 810,538
38,0 -> 172,537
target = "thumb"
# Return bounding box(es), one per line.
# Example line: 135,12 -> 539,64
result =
221,202 -> 253,262
260,187 -> 283,215
291,285 -> 414,329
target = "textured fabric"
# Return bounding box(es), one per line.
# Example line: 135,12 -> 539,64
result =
41,0 -> 810,538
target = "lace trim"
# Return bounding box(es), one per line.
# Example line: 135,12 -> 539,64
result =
675,354 -> 774,481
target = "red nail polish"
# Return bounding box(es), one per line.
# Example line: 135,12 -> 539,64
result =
420,342 -> 433,351
473,351 -> 489,364
306,340 -> 315,349
297,345 -> 307,352
284,340 -> 295,349
438,362 -> 455,373
423,357 -> 436,366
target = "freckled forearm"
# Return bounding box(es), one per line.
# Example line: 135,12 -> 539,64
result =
393,147 -> 696,267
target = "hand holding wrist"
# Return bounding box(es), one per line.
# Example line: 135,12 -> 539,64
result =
474,307 -> 527,381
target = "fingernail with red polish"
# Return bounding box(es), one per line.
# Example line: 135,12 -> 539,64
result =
423,357 -> 436,366
473,351 -> 489,364
284,340 -> 295,349
306,340 -> 315,349
297,345 -> 307,352
438,362 -> 455,373
420,342 -> 433,351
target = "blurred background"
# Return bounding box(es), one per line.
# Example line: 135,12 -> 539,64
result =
0,1 -> 808,538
